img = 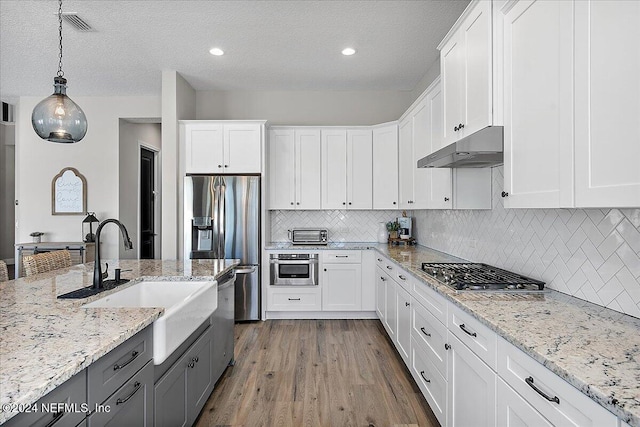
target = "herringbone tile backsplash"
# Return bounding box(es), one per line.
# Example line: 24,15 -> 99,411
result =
270,210 -> 402,243
413,166 -> 640,318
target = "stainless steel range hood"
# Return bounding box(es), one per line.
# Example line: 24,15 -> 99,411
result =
417,126 -> 504,168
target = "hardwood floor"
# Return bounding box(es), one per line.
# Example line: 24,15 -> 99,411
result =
195,319 -> 439,427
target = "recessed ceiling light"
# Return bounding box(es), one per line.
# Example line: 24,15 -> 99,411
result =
209,48 -> 224,56
341,48 -> 356,56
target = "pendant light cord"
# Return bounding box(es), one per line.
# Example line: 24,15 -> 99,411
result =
57,0 -> 64,78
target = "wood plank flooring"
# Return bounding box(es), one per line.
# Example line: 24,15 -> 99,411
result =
195,319 -> 439,427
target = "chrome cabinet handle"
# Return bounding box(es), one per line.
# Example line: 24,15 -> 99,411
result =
113,350 -> 139,371
459,324 -> 477,337
44,411 -> 64,427
525,376 -> 560,404
420,327 -> 431,337
419,371 -> 431,383
116,381 -> 141,405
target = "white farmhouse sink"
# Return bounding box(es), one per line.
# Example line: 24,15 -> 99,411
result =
83,280 -> 218,365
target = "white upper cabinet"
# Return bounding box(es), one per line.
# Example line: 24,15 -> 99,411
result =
183,121 -> 263,174
372,124 -> 399,210
321,129 -> 372,210
501,0 -> 574,209
268,127 -> 321,210
398,117 -> 414,210
440,0 -> 493,146
425,79 -> 453,209
574,0 -> 640,207
398,99 -> 431,210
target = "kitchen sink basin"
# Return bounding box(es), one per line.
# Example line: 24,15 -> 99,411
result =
83,280 -> 218,365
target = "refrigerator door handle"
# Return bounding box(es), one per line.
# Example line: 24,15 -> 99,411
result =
235,266 -> 257,274
219,177 -> 226,259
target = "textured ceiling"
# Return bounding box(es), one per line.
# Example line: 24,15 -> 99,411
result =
0,0 -> 469,98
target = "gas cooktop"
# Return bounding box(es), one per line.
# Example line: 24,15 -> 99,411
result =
421,262 -> 545,292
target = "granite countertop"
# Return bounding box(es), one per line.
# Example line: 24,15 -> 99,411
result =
265,241 -> 379,250
0,259 -> 238,424
376,244 -> 640,426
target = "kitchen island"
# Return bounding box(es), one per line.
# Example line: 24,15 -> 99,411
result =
0,259 -> 238,424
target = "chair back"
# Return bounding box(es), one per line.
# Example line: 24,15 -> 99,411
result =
0,260 -> 8,282
23,250 -> 73,277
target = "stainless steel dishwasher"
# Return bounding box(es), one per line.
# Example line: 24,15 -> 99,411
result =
211,270 -> 236,385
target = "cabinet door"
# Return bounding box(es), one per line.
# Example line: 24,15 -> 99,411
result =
295,128 -> 322,210
425,80 -> 453,209
497,378 -> 553,427
268,129 -> 295,210
441,34 -> 464,146
412,338 -> 447,426
321,129 -> 348,209
395,285 -> 411,365
411,99 -> 431,209
372,125 -> 399,209
575,0 -> 640,207
224,124 -> 261,173
461,0 -> 493,139
154,357 -> 188,427
375,267 -> 387,320
398,117 -> 414,209
347,129 -> 373,209
186,329 -> 214,424
502,0 -> 574,208
88,361 -> 154,427
447,334 -> 497,427
384,276 -> 397,340
185,124 -> 224,174
322,263 -> 362,311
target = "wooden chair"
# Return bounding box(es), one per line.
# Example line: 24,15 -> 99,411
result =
0,260 -> 8,282
23,250 -> 73,277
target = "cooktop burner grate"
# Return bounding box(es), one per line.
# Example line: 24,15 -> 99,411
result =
421,263 -> 545,291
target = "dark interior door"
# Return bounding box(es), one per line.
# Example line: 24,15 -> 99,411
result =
140,148 -> 155,259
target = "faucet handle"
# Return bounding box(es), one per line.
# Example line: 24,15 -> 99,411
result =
101,262 -> 109,280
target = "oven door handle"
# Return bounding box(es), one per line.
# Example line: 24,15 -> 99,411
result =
270,260 -> 317,265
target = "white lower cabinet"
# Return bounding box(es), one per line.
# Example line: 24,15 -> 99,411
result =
384,275 -> 397,341
497,337 -> 617,427
375,267 -> 387,320
412,337 -> 447,426
266,287 -> 321,311
498,378 -> 553,427
447,333 -> 497,427
322,263 -> 362,311
395,285 -> 412,366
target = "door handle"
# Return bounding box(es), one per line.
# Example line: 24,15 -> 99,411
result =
235,266 -> 256,274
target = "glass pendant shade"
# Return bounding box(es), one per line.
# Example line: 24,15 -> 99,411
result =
31,76 -> 87,143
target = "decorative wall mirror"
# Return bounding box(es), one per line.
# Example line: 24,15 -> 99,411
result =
51,167 -> 87,215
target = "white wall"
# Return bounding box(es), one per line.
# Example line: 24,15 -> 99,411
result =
15,96 -> 161,260
413,166 -> 640,319
0,122 -> 15,262
161,71 -> 196,260
410,58 -> 441,105
196,90 -> 414,125
118,120 -> 161,259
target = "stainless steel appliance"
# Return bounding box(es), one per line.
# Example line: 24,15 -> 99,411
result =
184,175 -> 260,321
417,126 -> 504,168
397,217 -> 412,239
270,253 -> 319,286
211,269 -> 235,382
421,262 -> 545,292
288,228 -> 328,245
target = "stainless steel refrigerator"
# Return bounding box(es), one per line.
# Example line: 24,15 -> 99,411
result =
184,175 -> 260,321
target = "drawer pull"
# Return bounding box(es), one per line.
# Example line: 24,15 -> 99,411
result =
113,350 -> 139,371
335,255 -> 349,258
288,298 -> 301,301
525,376 -> 560,404
386,266 -> 392,270
398,275 -> 406,280
405,302 -> 410,307
444,343 -> 451,350
377,258 -> 382,262
459,324 -> 477,337
420,327 -> 431,337
188,361 -> 195,368
44,411 -> 64,427
380,276 -> 386,281
116,381 -> 141,405
419,371 -> 431,383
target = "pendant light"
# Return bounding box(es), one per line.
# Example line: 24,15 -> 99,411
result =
31,0 -> 87,143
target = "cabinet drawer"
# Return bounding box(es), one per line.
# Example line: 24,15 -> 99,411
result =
412,278 -> 447,325
267,288 -> 321,311
449,304 -> 497,370
412,299 -> 448,377
411,337 -> 447,426
88,326 -> 153,407
497,378 -> 552,427
375,255 -> 386,267
497,337 -> 617,427
3,371 -> 86,427
322,250 -> 362,263
87,361 -> 154,427
393,269 -> 412,293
